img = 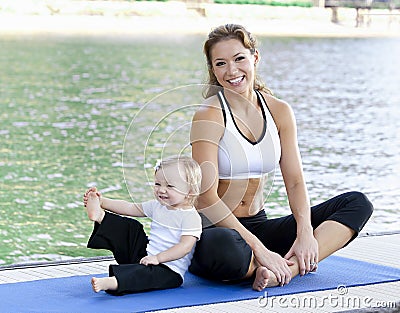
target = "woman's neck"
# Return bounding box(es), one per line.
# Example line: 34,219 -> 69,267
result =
224,88 -> 258,113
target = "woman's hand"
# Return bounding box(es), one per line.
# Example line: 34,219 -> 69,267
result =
140,255 -> 159,266
254,243 -> 294,286
284,231 -> 319,276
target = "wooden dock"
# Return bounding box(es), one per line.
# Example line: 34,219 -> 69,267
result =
1,232 -> 399,312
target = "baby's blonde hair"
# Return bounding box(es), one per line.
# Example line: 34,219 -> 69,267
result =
155,155 -> 202,206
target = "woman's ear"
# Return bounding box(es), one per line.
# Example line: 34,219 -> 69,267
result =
254,49 -> 260,66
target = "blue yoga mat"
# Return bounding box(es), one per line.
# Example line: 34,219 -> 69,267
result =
1,256 -> 399,313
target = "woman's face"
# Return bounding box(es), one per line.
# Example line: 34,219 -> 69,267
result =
210,38 -> 258,95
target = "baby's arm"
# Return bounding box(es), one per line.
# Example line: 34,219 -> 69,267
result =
100,197 -> 145,217
140,235 -> 197,266
83,187 -> 145,217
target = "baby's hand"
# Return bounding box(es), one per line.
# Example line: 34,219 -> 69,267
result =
140,255 -> 159,266
83,187 -> 101,207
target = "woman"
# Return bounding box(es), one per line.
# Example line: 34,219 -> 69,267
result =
189,24 -> 373,291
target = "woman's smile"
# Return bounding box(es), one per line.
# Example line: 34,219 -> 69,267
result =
227,75 -> 245,86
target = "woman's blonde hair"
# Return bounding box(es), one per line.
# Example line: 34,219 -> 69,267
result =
203,23 -> 272,98
155,155 -> 202,206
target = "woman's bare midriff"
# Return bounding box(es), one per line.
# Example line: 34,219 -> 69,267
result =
217,178 -> 264,217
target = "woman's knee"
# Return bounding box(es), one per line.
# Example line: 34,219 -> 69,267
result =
347,191 -> 374,220
313,191 -> 374,235
195,228 -> 244,260
190,227 -> 252,280
335,191 -> 374,236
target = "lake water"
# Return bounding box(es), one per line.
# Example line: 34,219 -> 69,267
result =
0,35 -> 399,265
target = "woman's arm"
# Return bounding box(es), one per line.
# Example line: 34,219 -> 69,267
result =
140,235 -> 197,265
269,95 -> 319,276
190,102 -> 293,285
190,102 -> 244,225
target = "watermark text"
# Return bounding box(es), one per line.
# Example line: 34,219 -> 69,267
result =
258,285 -> 397,310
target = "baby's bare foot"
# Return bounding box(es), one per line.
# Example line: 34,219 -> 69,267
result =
252,267 -> 279,291
91,277 -> 118,293
86,191 -> 104,224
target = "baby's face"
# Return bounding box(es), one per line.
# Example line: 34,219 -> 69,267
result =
154,163 -> 191,209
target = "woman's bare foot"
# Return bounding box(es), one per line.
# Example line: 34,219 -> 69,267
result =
91,277 -> 118,293
85,190 -> 105,224
252,266 -> 279,291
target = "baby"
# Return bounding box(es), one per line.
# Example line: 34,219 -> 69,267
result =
83,155 -> 202,295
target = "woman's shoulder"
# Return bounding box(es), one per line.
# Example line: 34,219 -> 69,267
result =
192,95 -> 224,123
259,91 -> 295,130
259,91 -> 292,113
191,95 -> 225,143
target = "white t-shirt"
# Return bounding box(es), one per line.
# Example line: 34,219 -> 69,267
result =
141,200 -> 202,279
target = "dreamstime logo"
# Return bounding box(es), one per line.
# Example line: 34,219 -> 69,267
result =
257,285 -> 397,310
122,84 -> 278,227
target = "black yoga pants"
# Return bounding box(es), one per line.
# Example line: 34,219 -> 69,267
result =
87,212 -> 182,295
189,191 -> 373,281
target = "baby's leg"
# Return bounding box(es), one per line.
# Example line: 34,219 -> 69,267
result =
91,277 -> 118,293
85,191 -> 105,224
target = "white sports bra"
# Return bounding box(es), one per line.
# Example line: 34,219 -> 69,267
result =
217,90 -> 281,180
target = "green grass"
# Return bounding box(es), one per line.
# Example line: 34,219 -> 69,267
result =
214,0 -> 313,7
